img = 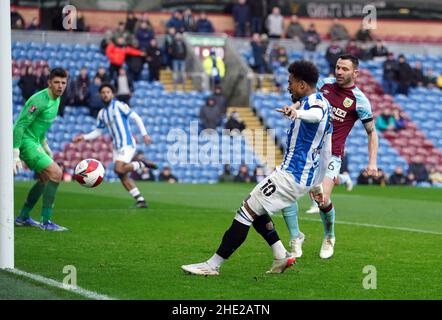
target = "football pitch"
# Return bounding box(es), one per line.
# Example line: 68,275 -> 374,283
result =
1,182 -> 441,300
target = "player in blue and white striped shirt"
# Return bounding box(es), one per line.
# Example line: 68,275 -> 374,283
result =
182,61 -> 332,276
73,83 -> 155,208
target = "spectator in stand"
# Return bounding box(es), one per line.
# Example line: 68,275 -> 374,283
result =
424,68 -> 438,88
302,23 -> 321,61
373,169 -> 388,186
382,52 -> 398,95
234,164 -> 251,183
408,156 -> 429,184
114,67 -> 134,104
183,8 -> 196,32
96,66 -> 111,83
76,11 -> 89,32
429,167 -> 442,187
171,32 -> 187,91
344,39 -> 360,58
125,40 -> 145,81
396,54 -> 413,95
355,23 -> 373,42
130,151 -> 156,182
213,86 -> 228,115
266,6 -> 284,39
166,10 -> 185,33
159,166 -> 178,183
277,46 -> 289,67
195,12 -> 215,33
27,17 -> 40,30
251,33 -> 267,88
252,165 -> 266,183
87,76 -> 103,118
112,22 -> 129,43
268,42 -> 281,71
164,27 -> 176,70
199,96 -> 223,130
134,12 -> 153,34
146,38 -> 163,82
11,6 -> 25,30
325,40 -> 344,75
370,40 -> 389,60
285,15 -> 304,41
329,18 -> 349,41
358,42 -> 373,62
59,71 -> 75,116
392,109 -> 406,131
389,166 -> 407,185
100,30 -> 113,54
18,65 -> 38,101
225,110 -> 246,132
125,11 -> 138,34
233,0 -> 251,37
411,61 -> 425,87
36,65 -> 50,91
105,36 -> 144,81
375,109 -> 395,132
219,164 -> 234,183
135,20 -> 155,50
249,0 -> 266,34
74,67 -> 90,105
203,49 -> 225,88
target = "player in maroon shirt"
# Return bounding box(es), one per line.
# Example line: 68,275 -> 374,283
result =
279,54 -> 379,259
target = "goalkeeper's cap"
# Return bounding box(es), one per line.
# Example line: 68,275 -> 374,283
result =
99,83 -> 116,93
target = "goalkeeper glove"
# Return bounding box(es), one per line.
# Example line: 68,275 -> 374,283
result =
42,140 -> 53,158
13,148 -> 23,175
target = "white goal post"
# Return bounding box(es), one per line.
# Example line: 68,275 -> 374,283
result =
0,0 -> 15,270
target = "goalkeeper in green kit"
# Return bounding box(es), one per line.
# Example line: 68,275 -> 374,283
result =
13,67 -> 69,231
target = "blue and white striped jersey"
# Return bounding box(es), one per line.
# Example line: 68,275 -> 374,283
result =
280,92 -> 332,187
96,99 -> 136,149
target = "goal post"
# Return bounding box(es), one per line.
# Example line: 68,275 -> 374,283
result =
0,0 -> 15,270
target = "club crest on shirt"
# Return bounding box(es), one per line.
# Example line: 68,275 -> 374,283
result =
343,97 -> 354,108
28,105 -> 37,113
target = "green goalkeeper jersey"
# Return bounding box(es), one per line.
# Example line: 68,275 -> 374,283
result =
13,88 -> 60,148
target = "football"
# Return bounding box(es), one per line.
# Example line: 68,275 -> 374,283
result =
74,159 -> 105,188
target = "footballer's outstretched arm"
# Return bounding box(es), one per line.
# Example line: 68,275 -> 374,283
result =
363,119 -> 378,176
129,112 -> 152,144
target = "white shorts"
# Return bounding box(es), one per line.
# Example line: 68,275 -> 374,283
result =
325,155 -> 342,182
247,169 -> 311,216
113,146 -> 136,164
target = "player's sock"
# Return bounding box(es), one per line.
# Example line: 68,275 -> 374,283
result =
207,253 -> 225,269
20,181 -> 46,219
41,181 -> 59,223
253,214 -> 280,246
216,217 -> 250,259
129,187 -> 145,202
319,202 -> 335,238
282,202 -> 300,240
338,173 -> 350,185
271,241 -> 288,260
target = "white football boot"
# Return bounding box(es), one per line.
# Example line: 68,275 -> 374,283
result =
266,253 -> 296,274
289,232 -> 305,258
319,237 -> 336,259
181,262 -> 220,276
306,205 -> 320,214
346,179 -> 353,191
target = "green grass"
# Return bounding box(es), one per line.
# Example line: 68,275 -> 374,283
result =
4,182 -> 442,299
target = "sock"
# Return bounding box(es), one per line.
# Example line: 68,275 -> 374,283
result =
319,202 -> 335,238
338,173 -> 350,185
271,240 -> 287,260
252,214 -> 280,246
129,187 -> 145,202
20,181 -> 46,219
216,219 -> 250,259
282,202 -> 300,240
131,161 -> 141,171
41,180 -> 59,223
207,253 -> 225,269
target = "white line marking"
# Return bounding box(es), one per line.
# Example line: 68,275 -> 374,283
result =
6,269 -> 115,300
273,215 -> 442,236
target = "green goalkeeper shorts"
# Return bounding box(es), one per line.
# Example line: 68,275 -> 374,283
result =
19,139 -> 53,173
